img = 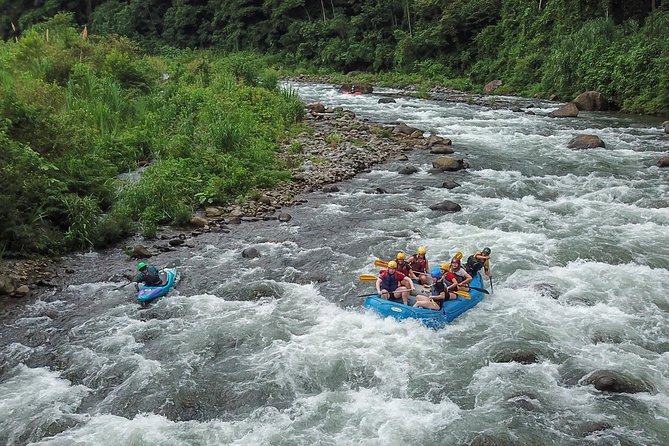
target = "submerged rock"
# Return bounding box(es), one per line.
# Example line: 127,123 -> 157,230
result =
429,200 -> 462,213
241,247 -> 260,259
582,369 -> 653,394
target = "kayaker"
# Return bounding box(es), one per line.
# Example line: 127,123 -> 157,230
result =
414,263 -> 458,310
135,262 -> 162,286
408,246 -> 431,286
376,260 -> 414,305
466,247 -> 493,279
449,257 -> 472,289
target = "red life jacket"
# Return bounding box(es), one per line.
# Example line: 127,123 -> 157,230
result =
410,255 -> 428,273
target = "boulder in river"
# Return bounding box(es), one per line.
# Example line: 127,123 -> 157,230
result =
663,121 -> 669,133
441,179 -> 461,189
378,97 -> 396,104
392,122 -> 422,137
582,369 -> 653,394
483,79 -> 503,94
241,247 -> 260,259
573,91 -> 609,111
657,156 -> 669,167
398,165 -> 419,175
0,274 -> 15,295
432,156 -> 467,171
548,102 -> 579,118
429,143 -> 455,154
130,245 -> 152,259
429,200 -> 462,213
567,134 -> 606,150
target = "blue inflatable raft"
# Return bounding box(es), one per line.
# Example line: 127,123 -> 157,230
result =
137,267 -> 177,304
363,273 -> 485,329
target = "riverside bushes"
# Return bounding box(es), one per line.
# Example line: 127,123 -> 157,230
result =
0,14 -> 303,256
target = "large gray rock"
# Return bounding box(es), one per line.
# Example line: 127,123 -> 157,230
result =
130,245 -> 152,259
241,247 -> 260,259
483,79 -> 503,94
429,144 -> 455,154
657,156 -> 669,167
429,200 -> 462,213
392,122 -> 422,136
398,165 -> 419,175
432,156 -> 466,171
573,91 -> 609,111
548,102 -> 579,118
663,121 -> 669,134
0,274 -> 15,295
582,369 -> 653,394
378,97 -> 396,104
567,134 -> 606,149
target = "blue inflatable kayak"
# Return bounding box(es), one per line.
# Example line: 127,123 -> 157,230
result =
363,273 -> 486,329
137,267 -> 177,303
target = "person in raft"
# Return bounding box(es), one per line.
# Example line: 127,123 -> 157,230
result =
449,257 -> 472,289
408,246 -> 431,286
466,247 -> 493,279
414,263 -> 459,310
376,260 -> 414,305
394,251 -> 414,277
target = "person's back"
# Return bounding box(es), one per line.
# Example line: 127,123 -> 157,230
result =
466,247 -> 492,278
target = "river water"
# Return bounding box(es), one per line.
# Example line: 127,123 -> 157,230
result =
1,83 -> 668,445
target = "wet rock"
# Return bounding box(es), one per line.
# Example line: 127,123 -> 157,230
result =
582,370 -> 652,394
533,282 -> 561,299
663,121 -> 669,133
493,349 -> 539,364
65,268 -> 75,274
228,217 -> 242,225
378,97 -> 396,104
429,200 -> 462,213
432,156 -> 466,171
430,144 -> 455,154
414,185 -> 426,191
36,279 -> 57,288
258,195 -> 272,205
205,207 -> 224,218
401,205 -> 418,212
307,102 -> 325,113
573,91 -> 609,111
426,135 -> 451,146
483,79 -> 503,94
155,245 -> 174,253
548,102 -> 579,118
392,122 -> 422,136
130,245 -> 153,259
278,213 -> 292,222
398,165 -> 419,175
395,154 -> 409,161
657,156 -> 669,167
525,110 -> 535,115
511,106 -> 523,112
567,134 -> 605,149
322,185 -> 340,193
579,422 -> 613,437
168,239 -> 185,246
410,130 -> 424,138
189,216 -> 208,228
241,247 -> 260,259
14,285 -> 30,297
441,180 -> 461,189
375,187 -> 388,194
0,274 -> 15,295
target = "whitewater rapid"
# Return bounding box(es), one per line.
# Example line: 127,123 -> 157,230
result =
1,83 -> 668,445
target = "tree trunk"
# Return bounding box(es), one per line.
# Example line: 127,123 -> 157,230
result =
320,0 -> 327,22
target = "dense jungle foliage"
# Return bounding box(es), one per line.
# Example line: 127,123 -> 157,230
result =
0,14 -> 303,256
2,1 -> 669,256
2,0 -> 669,113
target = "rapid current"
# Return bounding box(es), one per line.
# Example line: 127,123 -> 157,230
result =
1,83 -> 668,445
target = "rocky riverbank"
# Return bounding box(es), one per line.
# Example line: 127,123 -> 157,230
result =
0,99 -> 442,301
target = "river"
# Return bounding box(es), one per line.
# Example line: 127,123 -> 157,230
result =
1,83 -> 668,445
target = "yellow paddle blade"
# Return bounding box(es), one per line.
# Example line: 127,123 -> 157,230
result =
453,251 -> 463,260
454,290 -> 471,299
374,259 -> 389,268
359,274 -> 379,282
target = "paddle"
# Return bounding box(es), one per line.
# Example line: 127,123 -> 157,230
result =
466,285 -> 490,295
111,282 -> 133,291
489,277 -> 494,294
374,259 -> 388,267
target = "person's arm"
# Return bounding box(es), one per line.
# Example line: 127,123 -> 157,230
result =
460,270 -> 473,286
376,278 -> 382,294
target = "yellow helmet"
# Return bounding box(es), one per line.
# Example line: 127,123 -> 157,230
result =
417,246 -> 427,255
387,260 -> 398,269
440,262 -> 450,270
396,251 -> 406,260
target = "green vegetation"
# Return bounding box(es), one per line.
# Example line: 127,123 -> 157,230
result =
3,1 -> 667,113
0,13 -> 303,256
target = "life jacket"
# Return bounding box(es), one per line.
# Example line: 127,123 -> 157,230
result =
466,252 -> 488,275
410,255 -> 428,273
142,266 -> 162,286
380,271 -> 403,291
396,260 -> 411,276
